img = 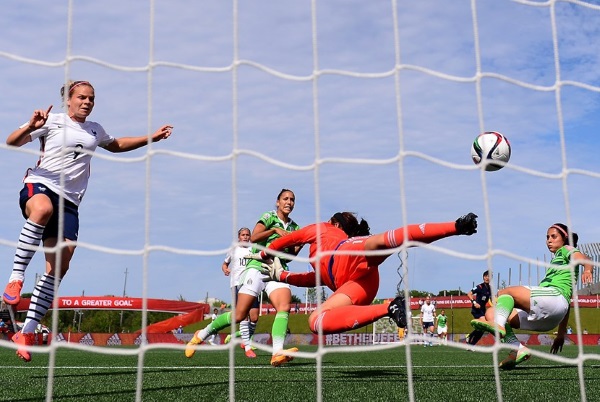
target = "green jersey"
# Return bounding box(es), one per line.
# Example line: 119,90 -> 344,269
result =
247,210 -> 300,271
436,314 -> 447,328
539,245 -> 579,301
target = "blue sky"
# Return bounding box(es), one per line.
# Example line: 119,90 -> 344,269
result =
0,0 -> 599,304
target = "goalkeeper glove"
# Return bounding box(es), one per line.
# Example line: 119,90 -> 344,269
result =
244,251 -> 268,261
259,257 -> 289,283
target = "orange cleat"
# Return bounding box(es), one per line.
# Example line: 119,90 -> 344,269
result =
270,347 -> 298,367
184,330 -> 203,358
12,331 -> 35,362
244,349 -> 257,358
3,280 -> 23,305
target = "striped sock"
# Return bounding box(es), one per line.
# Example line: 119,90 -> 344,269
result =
383,222 -> 457,248
23,274 -> 58,333
9,219 -> 45,282
248,321 -> 257,340
240,321 -> 251,349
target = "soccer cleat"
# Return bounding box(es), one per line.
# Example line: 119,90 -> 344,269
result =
224,334 -> 232,344
470,318 -> 506,338
244,349 -> 257,358
184,330 -> 203,358
12,331 -> 35,362
3,280 -> 23,305
387,296 -> 407,328
455,213 -> 478,235
499,347 -> 532,370
270,347 -> 298,367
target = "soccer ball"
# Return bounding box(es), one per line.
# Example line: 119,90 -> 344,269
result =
471,131 -> 511,171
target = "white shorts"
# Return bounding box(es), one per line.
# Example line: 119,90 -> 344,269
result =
437,326 -> 447,335
238,268 -> 291,298
516,286 -> 569,332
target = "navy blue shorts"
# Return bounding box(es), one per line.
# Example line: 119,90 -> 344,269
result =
422,321 -> 434,330
19,183 -> 79,241
234,285 -> 260,309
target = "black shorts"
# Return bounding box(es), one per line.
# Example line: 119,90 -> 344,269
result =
19,183 -> 79,241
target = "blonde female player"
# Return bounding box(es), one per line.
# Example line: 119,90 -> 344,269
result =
186,189 -> 301,366
4,80 -> 173,362
471,223 -> 593,370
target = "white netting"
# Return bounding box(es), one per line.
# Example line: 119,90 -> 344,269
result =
1,1 -> 600,401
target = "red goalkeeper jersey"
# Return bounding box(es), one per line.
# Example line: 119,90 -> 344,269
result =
267,222 -> 347,290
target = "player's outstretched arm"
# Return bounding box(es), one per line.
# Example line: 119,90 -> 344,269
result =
104,124 -> 173,153
259,257 -> 317,288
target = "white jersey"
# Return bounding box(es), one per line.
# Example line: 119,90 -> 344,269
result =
223,245 -> 251,288
22,112 -> 114,206
421,303 -> 436,322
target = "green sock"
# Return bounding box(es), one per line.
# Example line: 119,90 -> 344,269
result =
199,312 -> 232,340
502,323 -> 521,346
271,311 -> 289,353
495,295 -> 514,327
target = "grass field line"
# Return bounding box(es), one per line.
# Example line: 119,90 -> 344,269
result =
0,363 -> 580,370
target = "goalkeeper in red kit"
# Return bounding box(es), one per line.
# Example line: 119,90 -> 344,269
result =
248,211 -> 478,335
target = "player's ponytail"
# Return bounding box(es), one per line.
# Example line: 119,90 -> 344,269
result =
331,212 -> 371,237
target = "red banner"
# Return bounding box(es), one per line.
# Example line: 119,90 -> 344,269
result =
140,308 -> 209,334
14,297 -> 209,314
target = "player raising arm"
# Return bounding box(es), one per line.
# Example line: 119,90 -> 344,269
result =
4,80 -> 173,362
250,211 -> 478,335
471,223 -> 593,370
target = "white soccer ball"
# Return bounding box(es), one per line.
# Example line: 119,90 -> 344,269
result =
471,131 -> 511,171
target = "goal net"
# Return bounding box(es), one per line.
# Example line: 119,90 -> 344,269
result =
1,1 -> 599,401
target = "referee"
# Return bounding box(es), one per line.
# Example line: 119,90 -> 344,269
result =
466,270 -> 492,345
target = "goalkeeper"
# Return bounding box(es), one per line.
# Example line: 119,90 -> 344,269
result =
471,223 -> 593,370
249,211 -> 478,334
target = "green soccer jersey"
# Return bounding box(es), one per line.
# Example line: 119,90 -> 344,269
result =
247,210 -> 300,271
539,245 -> 579,301
436,314 -> 447,328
